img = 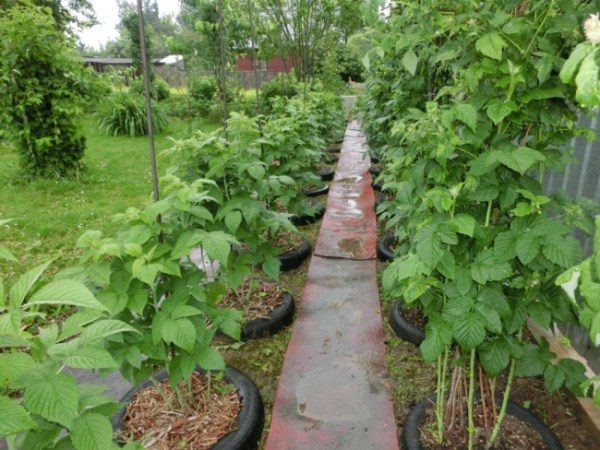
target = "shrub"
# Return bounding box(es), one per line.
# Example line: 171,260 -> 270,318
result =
130,76 -> 171,101
188,76 -> 218,102
0,6 -> 87,178
260,75 -> 299,113
97,91 -> 168,137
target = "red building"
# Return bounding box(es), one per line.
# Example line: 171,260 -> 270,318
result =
236,55 -> 296,74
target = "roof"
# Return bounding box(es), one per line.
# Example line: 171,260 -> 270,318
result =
83,57 -> 133,65
158,54 -> 183,65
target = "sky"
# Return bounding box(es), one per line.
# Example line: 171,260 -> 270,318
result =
78,0 -> 181,49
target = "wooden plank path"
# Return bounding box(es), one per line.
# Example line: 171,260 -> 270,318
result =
265,121 -> 399,449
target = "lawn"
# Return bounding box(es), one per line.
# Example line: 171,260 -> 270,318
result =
0,115 -> 218,279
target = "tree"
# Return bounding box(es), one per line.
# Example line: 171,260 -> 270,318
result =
0,5 -> 88,178
0,0 -> 96,30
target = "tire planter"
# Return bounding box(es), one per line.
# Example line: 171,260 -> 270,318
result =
242,291 -> 295,340
402,394 -> 563,450
390,300 -> 425,346
113,367 -> 265,450
290,203 -> 325,226
370,153 -> 380,164
377,234 -> 396,262
369,166 -> 381,177
372,181 -> 383,192
319,168 -> 335,181
374,192 -> 386,213
303,184 -> 330,197
278,238 -> 312,271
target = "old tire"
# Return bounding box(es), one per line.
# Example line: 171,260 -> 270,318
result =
377,234 -> 396,262
319,168 -> 335,181
278,238 -> 312,271
372,181 -> 383,192
113,367 -> 264,450
290,203 -> 325,226
242,292 -> 295,340
390,300 -> 425,346
402,395 -> 563,450
303,184 -> 329,197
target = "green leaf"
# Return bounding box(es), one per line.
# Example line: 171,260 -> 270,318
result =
420,320 -> 452,364
70,413 -> 114,450
479,338 -> 510,376
383,254 -> 427,288
453,312 -> 485,350
402,50 -> 418,76
438,251 -> 456,279
64,347 -> 119,369
515,342 -> 552,377
262,256 -> 281,281
452,214 -> 475,237
0,353 -> 35,388
21,371 -> 79,428
454,103 -> 477,132
9,261 -> 51,308
80,320 -> 140,345
544,364 -> 566,393
0,395 -> 37,436
575,50 -> 600,107
475,33 -> 506,60
470,250 -> 512,284
416,223 -> 443,269
494,230 -> 518,261
485,99 -> 516,125
133,263 -> 160,286
0,245 -> 17,262
198,348 -> 226,371
225,211 -> 243,233
201,231 -> 236,265
560,42 -> 593,84
542,236 -> 582,268
161,318 -> 196,353
247,164 -> 265,180
443,296 -> 473,317
27,280 -> 107,311
516,232 -> 540,265
492,147 -> 545,175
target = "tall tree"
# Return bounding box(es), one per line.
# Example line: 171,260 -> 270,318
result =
0,0 -> 96,30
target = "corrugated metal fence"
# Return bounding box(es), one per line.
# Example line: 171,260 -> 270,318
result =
543,114 -> 600,372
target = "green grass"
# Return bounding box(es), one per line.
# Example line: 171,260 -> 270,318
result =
0,116 -> 219,279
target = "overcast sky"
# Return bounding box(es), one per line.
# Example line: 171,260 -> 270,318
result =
78,0 -> 181,49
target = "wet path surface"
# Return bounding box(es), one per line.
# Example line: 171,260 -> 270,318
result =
265,121 -> 399,449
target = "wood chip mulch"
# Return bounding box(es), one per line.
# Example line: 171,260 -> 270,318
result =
221,279 -> 285,321
121,373 -> 241,450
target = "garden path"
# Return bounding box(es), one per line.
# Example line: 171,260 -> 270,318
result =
265,121 -> 399,449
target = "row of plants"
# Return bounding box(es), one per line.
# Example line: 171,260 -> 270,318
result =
363,1 -> 600,449
0,89 -> 344,449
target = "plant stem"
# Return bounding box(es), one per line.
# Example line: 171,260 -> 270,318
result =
150,377 -> 174,410
436,347 -> 450,443
467,348 -> 476,450
485,200 -> 493,227
486,358 -> 516,449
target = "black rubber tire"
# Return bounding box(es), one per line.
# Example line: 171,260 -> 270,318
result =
377,234 -> 396,262
319,168 -> 335,181
303,184 -> 330,197
290,203 -> 325,226
374,192 -> 386,213
325,154 -> 339,164
113,367 -> 264,450
370,153 -> 380,164
402,395 -> 563,450
278,238 -> 312,271
372,182 -> 383,192
369,166 -> 381,176
390,300 -> 425,346
242,292 -> 295,340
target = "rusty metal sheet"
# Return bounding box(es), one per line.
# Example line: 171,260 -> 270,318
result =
314,121 -> 377,259
264,257 -> 399,450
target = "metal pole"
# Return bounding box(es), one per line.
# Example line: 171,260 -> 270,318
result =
136,0 -> 160,204
217,0 -> 229,130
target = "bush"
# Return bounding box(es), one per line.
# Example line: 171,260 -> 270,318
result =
260,75 -> 299,113
0,6 -> 87,178
96,91 -> 168,137
188,76 -> 218,102
130,76 -> 171,101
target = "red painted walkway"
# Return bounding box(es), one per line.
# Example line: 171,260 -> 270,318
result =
265,121 -> 399,450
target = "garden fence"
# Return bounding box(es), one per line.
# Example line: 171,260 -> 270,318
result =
544,114 -> 600,372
